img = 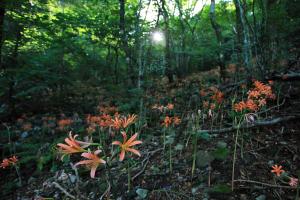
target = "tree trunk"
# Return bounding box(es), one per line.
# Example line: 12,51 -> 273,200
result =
209,0 -> 226,82
0,0 -> 6,69
234,0 -> 252,82
119,0 -> 134,85
175,0 -> 187,76
161,0 -> 173,83
8,27 -> 21,118
114,47 -> 119,84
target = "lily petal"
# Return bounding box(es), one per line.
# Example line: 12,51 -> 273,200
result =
112,141 -> 122,146
128,140 -> 142,147
126,133 -> 138,145
126,148 -> 141,157
119,150 -> 126,161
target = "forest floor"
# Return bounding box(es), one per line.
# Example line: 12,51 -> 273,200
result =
1,71 -> 300,200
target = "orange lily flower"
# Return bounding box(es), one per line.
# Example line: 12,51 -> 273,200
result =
248,90 -> 261,99
111,115 -> 123,130
58,119 -> 73,128
162,116 -> 172,127
75,150 -> 106,178
1,156 -> 18,169
246,99 -> 259,111
234,101 -> 247,112
1,158 -> 10,169
203,101 -> 209,109
200,89 -> 207,97
210,103 -> 216,110
167,103 -> 174,110
122,114 -> 137,128
211,91 -> 224,104
9,156 -> 18,164
173,116 -> 181,125
57,133 -> 89,159
258,98 -> 267,107
271,165 -> 285,176
112,132 -> 142,161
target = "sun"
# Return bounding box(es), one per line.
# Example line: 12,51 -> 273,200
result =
151,31 -> 164,43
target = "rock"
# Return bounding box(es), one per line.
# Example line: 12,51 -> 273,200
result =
69,174 -> 77,183
27,177 -> 36,184
240,194 -> 247,200
136,188 -> 148,199
255,194 -> 266,200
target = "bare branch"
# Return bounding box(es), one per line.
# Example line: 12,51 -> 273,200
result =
198,115 -> 299,134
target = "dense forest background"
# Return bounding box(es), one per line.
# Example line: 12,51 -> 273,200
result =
0,0 -> 299,117
0,0 -> 300,199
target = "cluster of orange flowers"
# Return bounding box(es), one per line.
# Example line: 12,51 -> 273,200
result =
86,113 -> 113,130
152,103 -> 174,112
271,165 -> 298,187
111,114 -> 137,130
162,116 -> 181,127
57,131 -> 142,178
86,113 -> 137,132
200,86 -> 224,110
234,80 -> 275,112
1,156 -> 18,169
57,119 -> 73,130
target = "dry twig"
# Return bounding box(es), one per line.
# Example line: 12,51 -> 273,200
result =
52,181 -> 76,199
234,179 -> 295,189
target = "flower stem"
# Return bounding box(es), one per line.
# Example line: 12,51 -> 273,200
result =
163,128 -> 166,151
127,160 -> 131,192
169,142 -> 172,173
191,134 -> 197,178
231,116 -> 243,191
14,165 -> 22,186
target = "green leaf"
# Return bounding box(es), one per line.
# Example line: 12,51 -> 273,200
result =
212,147 -> 229,161
209,184 -> 231,194
195,131 -> 211,141
196,150 -> 214,168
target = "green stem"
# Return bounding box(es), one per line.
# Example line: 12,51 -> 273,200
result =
14,165 -> 22,186
169,142 -> 172,173
231,116 -> 243,191
98,128 -> 102,147
163,128 -> 166,151
296,184 -> 299,200
127,160 -> 131,192
191,134 -> 197,178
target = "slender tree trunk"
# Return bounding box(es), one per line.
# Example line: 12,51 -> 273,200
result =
161,0 -> 173,83
0,0 -> 6,69
175,0 -> 188,76
8,28 -> 21,117
259,0 -> 272,72
251,0 -> 265,78
209,0 -> 226,82
119,0 -> 134,85
114,47 -> 119,84
234,0 -> 252,82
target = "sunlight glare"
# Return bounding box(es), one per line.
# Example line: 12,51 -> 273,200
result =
152,31 -> 164,43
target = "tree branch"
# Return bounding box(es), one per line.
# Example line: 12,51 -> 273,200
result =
198,115 -> 299,134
